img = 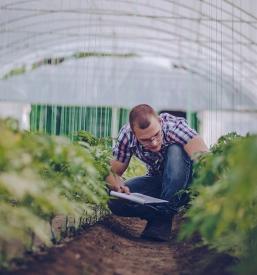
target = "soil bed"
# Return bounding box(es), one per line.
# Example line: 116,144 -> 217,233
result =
2,215 -> 236,275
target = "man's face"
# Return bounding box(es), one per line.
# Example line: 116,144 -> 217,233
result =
134,116 -> 163,152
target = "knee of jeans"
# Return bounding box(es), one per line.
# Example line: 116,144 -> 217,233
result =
166,144 -> 191,167
163,167 -> 191,193
166,144 -> 184,159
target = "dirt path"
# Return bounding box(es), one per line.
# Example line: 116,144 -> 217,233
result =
3,215 -> 236,275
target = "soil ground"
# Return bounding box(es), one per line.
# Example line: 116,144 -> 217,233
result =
2,215 -> 236,275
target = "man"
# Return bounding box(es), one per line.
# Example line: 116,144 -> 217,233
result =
106,104 -> 208,241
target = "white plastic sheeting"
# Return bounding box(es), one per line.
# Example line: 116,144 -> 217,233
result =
0,0 -> 257,110
199,111 -> 257,146
0,57 -> 255,111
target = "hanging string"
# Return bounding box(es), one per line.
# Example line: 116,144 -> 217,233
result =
220,0 -> 223,140
231,0 -> 235,130
215,0 -> 218,143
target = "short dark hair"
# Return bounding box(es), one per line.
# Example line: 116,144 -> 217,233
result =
129,104 -> 158,131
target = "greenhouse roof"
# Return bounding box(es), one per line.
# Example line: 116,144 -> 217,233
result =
1,0 -> 257,110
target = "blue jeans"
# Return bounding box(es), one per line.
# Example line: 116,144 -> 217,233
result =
108,144 -> 193,220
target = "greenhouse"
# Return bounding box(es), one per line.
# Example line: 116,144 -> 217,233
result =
0,1 -> 257,274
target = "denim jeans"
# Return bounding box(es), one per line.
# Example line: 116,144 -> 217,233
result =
108,144 -> 193,220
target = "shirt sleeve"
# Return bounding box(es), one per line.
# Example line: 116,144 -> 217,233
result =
166,117 -> 198,145
112,125 -> 132,163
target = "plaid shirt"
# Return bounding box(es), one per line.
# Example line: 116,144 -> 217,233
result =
113,113 -> 198,176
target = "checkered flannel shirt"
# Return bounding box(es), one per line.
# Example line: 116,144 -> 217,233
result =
113,113 -> 198,176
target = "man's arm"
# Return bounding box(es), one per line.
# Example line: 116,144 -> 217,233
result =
184,135 -> 209,160
105,159 -> 130,193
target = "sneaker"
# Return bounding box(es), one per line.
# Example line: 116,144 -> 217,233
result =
141,216 -> 172,242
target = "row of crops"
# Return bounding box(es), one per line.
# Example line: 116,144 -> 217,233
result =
0,118 -> 145,269
1,117 -> 256,274
0,119 -> 112,268
181,133 -> 257,274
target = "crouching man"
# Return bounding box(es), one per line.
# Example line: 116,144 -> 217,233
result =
106,104 -> 208,241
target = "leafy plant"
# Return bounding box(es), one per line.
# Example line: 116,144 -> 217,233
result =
180,133 -> 257,274
0,120 -> 110,268
123,157 -> 146,180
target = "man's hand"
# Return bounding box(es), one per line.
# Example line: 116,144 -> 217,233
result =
109,177 -> 130,194
106,159 -> 130,194
106,171 -> 130,194
115,184 -> 130,194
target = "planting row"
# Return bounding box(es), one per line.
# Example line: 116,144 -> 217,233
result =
0,119 -> 111,268
181,133 -> 257,275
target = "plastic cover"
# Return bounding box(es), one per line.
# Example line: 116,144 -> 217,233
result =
0,0 -> 257,110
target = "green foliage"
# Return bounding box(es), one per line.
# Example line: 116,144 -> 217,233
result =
0,124 -> 146,269
180,133 -> 257,274
123,157 -> 146,179
0,120 -> 110,268
73,52 -> 137,59
2,66 -> 26,80
76,130 -> 112,147
234,226 -> 257,275
2,52 -> 137,80
76,130 -> 112,180
76,130 -> 100,146
192,132 -> 242,189
76,130 -> 146,180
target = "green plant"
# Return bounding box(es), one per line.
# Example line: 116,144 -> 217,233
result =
0,120 -> 110,268
180,133 -> 257,274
